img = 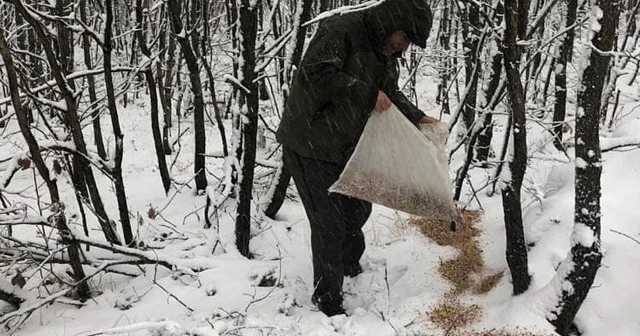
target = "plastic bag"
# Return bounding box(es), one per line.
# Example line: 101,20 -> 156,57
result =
329,104 -> 457,222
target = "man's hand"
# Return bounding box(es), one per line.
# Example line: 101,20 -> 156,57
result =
374,91 -> 392,112
418,115 -> 439,124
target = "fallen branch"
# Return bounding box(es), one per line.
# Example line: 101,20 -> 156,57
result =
0,279 -> 28,307
64,227 -> 217,273
601,136 -> 640,152
80,321 -> 189,336
0,288 -> 72,326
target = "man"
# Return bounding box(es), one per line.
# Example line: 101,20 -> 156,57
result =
276,0 -> 436,316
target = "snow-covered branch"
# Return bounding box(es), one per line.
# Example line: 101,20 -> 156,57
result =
601,136 -> 640,152
302,0 -> 384,27
0,67 -> 136,107
223,74 -> 251,94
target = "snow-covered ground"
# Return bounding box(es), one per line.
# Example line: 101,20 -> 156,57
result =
2,48 -> 640,336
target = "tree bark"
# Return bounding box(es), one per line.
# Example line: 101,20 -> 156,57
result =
13,4 -> 33,124
56,0 -> 74,87
549,1 -> 620,334
162,7 -> 177,154
168,0 -> 207,192
461,2 -> 481,133
104,0 -> 134,246
501,0 -> 531,295
0,27 -> 89,300
12,0 -> 121,245
235,0 -> 261,258
136,0 -> 171,194
80,0 -> 107,160
263,0 -> 313,219
475,48 -> 502,163
552,0 -> 578,150
437,4 -> 451,115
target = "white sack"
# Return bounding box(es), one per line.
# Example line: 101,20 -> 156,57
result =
330,104 -> 457,222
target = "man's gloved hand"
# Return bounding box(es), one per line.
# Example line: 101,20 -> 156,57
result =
418,115 -> 439,124
374,90 -> 439,125
374,90 -> 392,112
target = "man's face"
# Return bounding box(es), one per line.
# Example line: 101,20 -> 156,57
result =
382,30 -> 411,56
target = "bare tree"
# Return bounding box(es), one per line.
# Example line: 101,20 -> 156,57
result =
501,0 -> 531,295
548,1 -> 621,334
552,0 -> 578,150
136,0 -> 171,194
168,0 -> 207,192
11,0 -> 121,245
104,0 -> 134,245
0,26 -> 89,300
461,1 -> 482,133
159,3 -> 177,154
263,0 -> 314,219
80,0 -> 107,160
235,0 -> 262,258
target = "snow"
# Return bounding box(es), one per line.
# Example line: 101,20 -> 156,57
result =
571,223 -> 596,247
575,157 -> 588,169
223,74 -> 250,94
2,8 -> 640,336
303,0 -> 385,27
177,28 -> 186,39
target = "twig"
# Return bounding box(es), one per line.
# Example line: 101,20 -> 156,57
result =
154,281 -> 194,312
610,229 -> 640,246
0,288 -> 72,326
245,247 -> 282,311
152,263 -> 194,312
80,321 -> 186,336
158,170 -> 201,215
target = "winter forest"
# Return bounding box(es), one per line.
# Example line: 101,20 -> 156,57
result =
0,0 -> 638,335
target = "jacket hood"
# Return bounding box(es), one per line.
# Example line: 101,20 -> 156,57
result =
366,0 -> 433,49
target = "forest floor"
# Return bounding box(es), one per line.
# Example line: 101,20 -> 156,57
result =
2,64 -> 640,336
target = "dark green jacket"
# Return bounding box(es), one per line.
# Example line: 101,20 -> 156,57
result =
276,0 -> 433,164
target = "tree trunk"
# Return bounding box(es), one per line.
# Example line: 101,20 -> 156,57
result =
12,0 -> 121,245
0,27 -> 89,300
263,0 -> 313,219
163,19 -> 177,154
56,0 -> 74,87
475,47 -> 503,163
13,5 -> 33,124
104,0 -> 134,245
80,0 -> 107,160
437,5 -> 451,115
501,0 -> 531,295
235,0 -> 261,258
552,0 -> 578,150
461,2 -> 481,133
549,1 -> 620,334
136,0 -> 171,194
168,0 -> 207,192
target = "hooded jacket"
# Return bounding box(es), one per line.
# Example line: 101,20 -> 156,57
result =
276,0 -> 433,164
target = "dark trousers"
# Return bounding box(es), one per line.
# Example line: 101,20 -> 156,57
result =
283,147 -> 372,304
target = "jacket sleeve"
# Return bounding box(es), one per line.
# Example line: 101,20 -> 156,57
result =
297,23 -> 378,110
381,59 -> 425,125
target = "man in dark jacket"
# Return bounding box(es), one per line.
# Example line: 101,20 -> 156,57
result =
276,0 -> 436,316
